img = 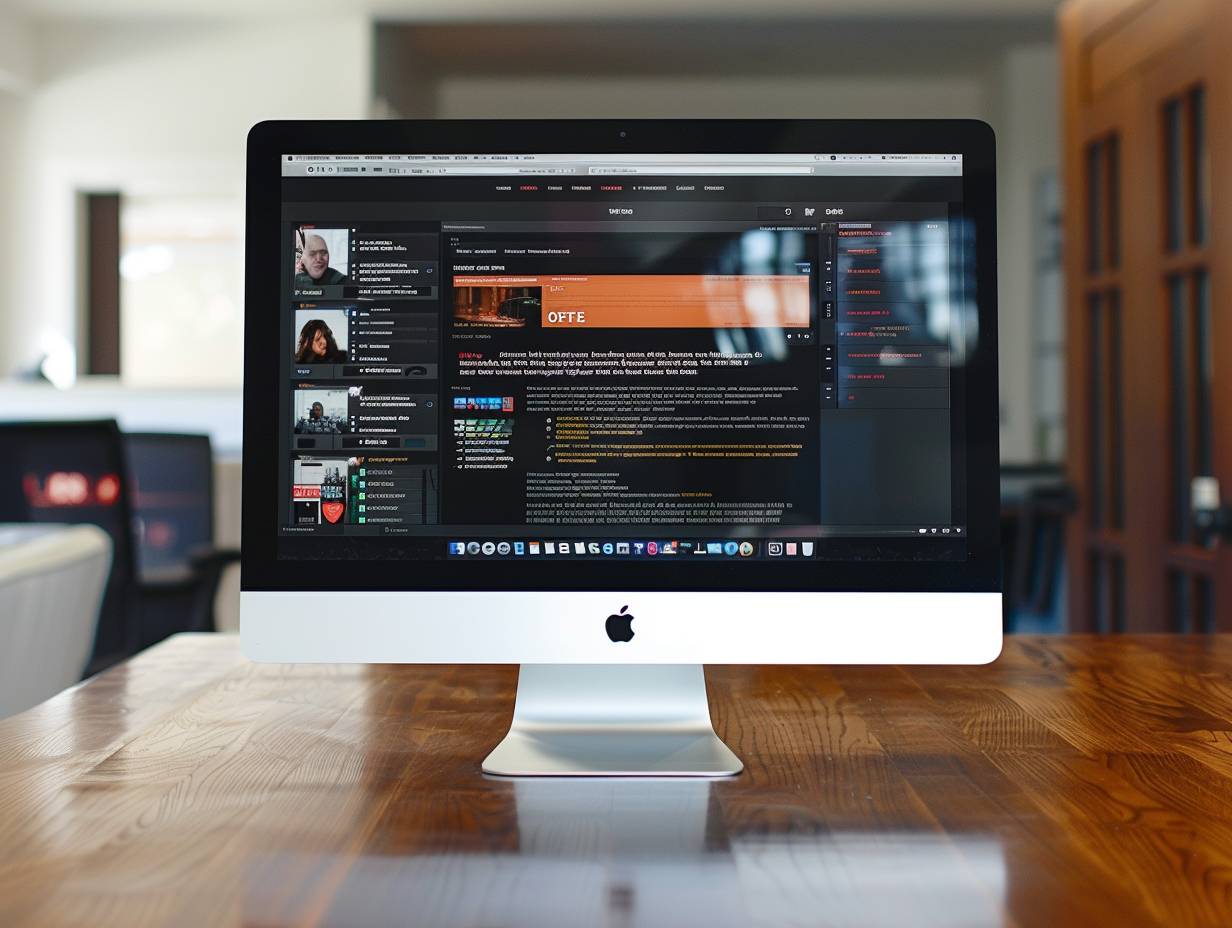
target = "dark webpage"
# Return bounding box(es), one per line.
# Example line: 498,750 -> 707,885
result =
439,227 -> 948,532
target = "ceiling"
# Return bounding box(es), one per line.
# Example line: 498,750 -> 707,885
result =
373,15 -> 1057,117
379,18 -> 1056,80
4,0 -> 1064,22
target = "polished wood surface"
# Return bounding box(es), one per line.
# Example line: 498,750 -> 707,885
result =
5,634 -> 1232,926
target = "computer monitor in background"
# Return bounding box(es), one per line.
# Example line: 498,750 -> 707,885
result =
125,432 -> 216,582
242,120 -> 1000,776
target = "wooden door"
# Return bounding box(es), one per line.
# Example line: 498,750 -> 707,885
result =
1061,0 -> 1232,631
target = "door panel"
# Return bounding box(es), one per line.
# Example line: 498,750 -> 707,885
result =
1061,0 -> 1230,631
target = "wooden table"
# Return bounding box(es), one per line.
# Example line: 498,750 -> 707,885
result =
3,634 -> 1232,927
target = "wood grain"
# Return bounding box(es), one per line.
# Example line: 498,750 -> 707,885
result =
5,634 -> 1232,926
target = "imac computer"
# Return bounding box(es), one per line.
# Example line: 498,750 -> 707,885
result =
242,119 -> 1000,776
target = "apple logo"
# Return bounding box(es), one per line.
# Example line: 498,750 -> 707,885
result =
605,605 -> 634,642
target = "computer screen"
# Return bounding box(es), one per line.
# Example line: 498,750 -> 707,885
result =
276,149 -> 973,567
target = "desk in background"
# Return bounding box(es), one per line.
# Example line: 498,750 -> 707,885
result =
2,634 -> 1231,927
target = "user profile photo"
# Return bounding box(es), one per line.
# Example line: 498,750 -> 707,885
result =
452,284 -> 540,328
293,226 -> 349,287
293,308 -> 349,364
293,388 -> 350,434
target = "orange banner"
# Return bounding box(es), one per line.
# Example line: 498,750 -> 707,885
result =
452,274 -> 810,328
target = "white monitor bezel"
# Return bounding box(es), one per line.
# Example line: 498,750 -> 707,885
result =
243,590 -> 1002,664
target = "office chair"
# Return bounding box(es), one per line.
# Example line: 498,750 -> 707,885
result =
0,421 -> 241,675
124,432 -> 240,647
1000,464 -> 1076,630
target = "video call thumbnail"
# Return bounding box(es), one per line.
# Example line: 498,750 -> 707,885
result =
292,385 -> 440,444
293,226 -> 350,288
452,284 -> 540,328
293,226 -> 439,298
293,388 -> 351,434
291,456 -> 353,525
293,308 -> 349,364
290,454 -> 440,528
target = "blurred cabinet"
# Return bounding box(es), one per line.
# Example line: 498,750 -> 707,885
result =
1061,0 -> 1230,630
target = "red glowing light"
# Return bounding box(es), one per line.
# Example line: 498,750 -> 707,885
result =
21,471 -> 122,508
44,471 -> 90,506
96,474 -> 121,505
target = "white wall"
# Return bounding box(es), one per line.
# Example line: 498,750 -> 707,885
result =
993,43 -> 1058,464
0,91 -> 23,361
2,17 -> 372,379
0,12 -> 34,94
0,9 -> 31,368
435,75 -> 988,120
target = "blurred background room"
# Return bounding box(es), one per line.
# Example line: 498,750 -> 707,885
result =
0,0 -> 1226,712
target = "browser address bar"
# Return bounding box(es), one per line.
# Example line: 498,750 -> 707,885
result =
589,166 -> 814,175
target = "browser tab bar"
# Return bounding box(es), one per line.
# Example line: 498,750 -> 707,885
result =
283,152 -> 963,177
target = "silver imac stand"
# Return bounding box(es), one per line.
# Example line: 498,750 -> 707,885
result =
482,664 -> 743,777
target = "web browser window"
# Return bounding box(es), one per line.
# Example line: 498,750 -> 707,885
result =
277,152 -> 970,562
